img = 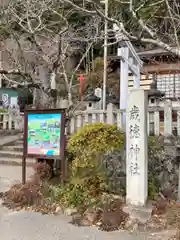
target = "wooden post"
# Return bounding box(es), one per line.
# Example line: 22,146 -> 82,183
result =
117,111 -> 123,129
3,113 -> 7,129
84,113 -> 89,124
61,134 -> 66,183
164,100 -> 172,136
8,114 -> 12,130
22,112 -> 27,184
177,111 -> 180,136
70,117 -> 75,134
76,115 -> 82,129
107,103 -> 114,124
99,112 -> 104,123
92,113 -> 97,123
154,111 -> 160,135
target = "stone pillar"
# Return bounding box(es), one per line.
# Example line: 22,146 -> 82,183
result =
164,100 -> 172,136
126,89 -> 148,206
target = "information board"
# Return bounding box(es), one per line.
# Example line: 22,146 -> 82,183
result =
22,109 -> 66,184
24,109 -> 65,158
27,113 -> 62,156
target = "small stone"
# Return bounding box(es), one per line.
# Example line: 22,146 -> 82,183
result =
125,218 -> 139,231
83,211 -> 97,225
132,223 -> 138,231
65,208 -> 77,216
55,206 -> 62,214
96,221 -> 102,226
16,207 -> 22,211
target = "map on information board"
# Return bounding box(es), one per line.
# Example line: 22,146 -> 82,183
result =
27,113 -> 61,156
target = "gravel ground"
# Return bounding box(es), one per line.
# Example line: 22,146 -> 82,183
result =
0,210 -> 160,240
0,165 -> 175,240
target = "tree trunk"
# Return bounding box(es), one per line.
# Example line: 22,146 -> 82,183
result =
33,65 -> 54,108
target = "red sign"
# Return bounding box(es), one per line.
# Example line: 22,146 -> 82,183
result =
78,74 -> 85,101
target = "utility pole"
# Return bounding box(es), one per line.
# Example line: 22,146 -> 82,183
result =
101,0 -> 108,111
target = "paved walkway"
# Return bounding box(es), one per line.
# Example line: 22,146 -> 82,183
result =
0,165 -> 175,240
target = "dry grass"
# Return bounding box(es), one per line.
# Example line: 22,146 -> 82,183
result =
70,198 -> 129,231
0,162 -> 52,210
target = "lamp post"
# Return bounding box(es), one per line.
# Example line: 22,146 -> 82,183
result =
101,0 -> 108,111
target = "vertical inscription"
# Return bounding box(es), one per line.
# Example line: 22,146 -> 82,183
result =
128,105 -> 140,176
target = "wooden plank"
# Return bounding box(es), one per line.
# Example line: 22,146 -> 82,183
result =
143,63 -> 180,73
128,75 -> 153,80
128,85 -> 151,90
128,79 -> 153,86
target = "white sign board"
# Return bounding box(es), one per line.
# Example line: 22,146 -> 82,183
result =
2,94 -> 8,107
10,97 -> 18,106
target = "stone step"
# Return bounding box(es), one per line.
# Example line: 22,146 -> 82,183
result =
0,150 -> 23,158
2,145 -> 23,152
16,139 -> 23,143
123,202 -> 153,224
0,134 -> 22,147
0,156 -> 36,166
8,139 -> 23,146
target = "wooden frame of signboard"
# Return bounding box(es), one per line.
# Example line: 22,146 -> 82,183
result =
22,108 -> 66,184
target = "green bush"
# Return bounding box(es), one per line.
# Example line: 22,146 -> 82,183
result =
67,123 -> 124,157
0,108 -> 8,113
54,183 -> 87,208
56,123 -> 125,208
57,154 -> 113,208
148,136 -> 163,199
56,127 -> 163,206
68,123 -> 124,189
148,136 -> 162,158
54,181 -> 102,209
148,176 -> 159,200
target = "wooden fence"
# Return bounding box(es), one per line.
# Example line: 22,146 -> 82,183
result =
67,102 -> 179,136
0,101 -> 179,136
0,112 -> 24,131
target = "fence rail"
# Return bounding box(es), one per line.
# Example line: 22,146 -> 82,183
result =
66,102 -> 180,136
1,101 -> 180,136
66,104 -> 124,134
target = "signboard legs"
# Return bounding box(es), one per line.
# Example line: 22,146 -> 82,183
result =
22,113 -> 27,184
22,154 -> 26,184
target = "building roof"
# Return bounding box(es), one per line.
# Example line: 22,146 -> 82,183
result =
137,48 -> 175,58
108,47 -> 178,61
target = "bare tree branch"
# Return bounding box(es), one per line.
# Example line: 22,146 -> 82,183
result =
63,0 -> 180,58
0,0 -> 102,108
